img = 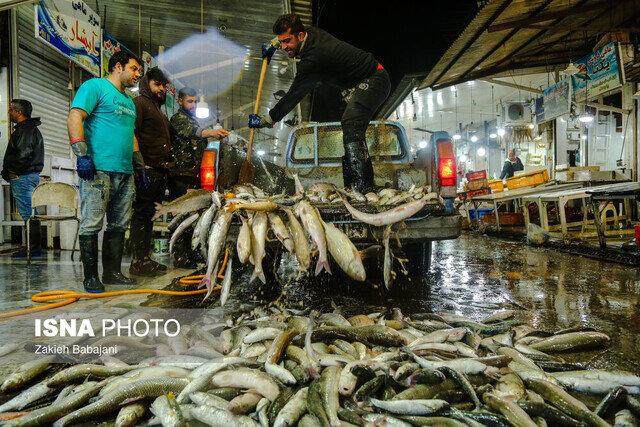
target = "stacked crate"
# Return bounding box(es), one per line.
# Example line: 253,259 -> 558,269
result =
458,170 -> 491,200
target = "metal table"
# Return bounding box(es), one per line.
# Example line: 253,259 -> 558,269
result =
467,182 -> 582,230
586,182 -> 640,249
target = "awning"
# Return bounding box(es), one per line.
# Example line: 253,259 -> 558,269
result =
418,0 -> 640,91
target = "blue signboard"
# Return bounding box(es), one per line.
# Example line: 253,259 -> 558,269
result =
571,42 -> 624,102
35,0 -> 101,76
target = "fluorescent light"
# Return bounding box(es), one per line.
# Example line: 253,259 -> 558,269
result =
489,133 -> 497,139
459,154 -> 468,162
470,135 -> 478,143
497,128 -> 506,137
418,140 -> 428,149
477,147 -> 486,156
257,149 -> 266,156
579,114 -> 594,123
196,95 -> 210,119
452,133 -> 462,140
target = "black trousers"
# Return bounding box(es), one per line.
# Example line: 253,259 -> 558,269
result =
168,174 -> 202,267
130,168 -> 168,260
341,69 -> 391,189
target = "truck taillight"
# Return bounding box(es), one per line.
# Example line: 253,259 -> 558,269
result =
437,141 -> 456,187
200,149 -> 217,190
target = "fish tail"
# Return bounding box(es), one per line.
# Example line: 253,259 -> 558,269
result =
315,258 -> 332,276
250,267 -> 266,284
198,275 -> 210,290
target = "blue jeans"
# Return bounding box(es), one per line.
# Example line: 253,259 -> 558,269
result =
9,173 -> 40,221
79,171 -> 134,236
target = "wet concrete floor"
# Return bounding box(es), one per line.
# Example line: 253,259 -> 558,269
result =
0,233 -> 639,373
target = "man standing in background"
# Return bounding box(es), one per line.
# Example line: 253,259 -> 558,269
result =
169,87 -> 228,267
1,99 -> 44,258
129,67 -> 174,277
500,149 -> 524,180
67,50 -> 142,293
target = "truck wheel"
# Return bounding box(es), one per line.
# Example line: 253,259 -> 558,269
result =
405,241 -> 432,275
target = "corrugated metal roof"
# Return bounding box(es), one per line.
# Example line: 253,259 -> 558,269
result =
418,0 -> 640,90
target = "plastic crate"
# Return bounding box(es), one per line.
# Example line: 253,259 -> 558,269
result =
465,178 -> 489,191
506,169 -> 549,190
488,179 -> 504,193
466,170 -> 487,181
483,212 -> 524,226
458,188 -> 491,201
469,208 -> 494,220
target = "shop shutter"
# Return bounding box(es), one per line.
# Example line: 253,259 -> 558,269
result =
16,4 -> 71,159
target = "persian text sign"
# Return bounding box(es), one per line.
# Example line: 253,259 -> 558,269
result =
572,42 -> 624,102
101,31 -> 134,77
36,0 -> 101,76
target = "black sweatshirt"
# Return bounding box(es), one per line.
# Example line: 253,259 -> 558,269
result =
1,118 -> 44,179
268,27 -> 378,123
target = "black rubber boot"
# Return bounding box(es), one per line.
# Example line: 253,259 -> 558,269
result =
102,231 -> 136,286
341,155 -> 354,189
129,220 -> 167,277
79,234 -> 104,293
343,141 -> 375,194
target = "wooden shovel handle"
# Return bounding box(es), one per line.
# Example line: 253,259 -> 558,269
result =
246,57 -> 270,163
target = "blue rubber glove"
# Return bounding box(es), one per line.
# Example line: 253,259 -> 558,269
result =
248,114 -> 272,129
135,167 -> 151,190
262,44 -> 277,64
76,156 -> 96,180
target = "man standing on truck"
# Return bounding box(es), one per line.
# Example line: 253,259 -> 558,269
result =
169,87 -> 228,267
247,13 -> 390,193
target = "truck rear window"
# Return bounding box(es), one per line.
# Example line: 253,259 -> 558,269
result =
291,123 -> 404,164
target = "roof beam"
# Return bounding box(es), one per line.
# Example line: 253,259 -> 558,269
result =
451,0 -> 555,86
487,1 -> 608,33
480,78 -> 543,94
427,0 -> 513,89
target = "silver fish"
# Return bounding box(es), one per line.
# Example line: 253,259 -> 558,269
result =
250,212 -> 268,284
237,216 -> 252,264
220,255 -> 234,307
342,196 -> 427,226
296,200 -> 331,275
200,210 -> 234,297
153,189 -> 212,221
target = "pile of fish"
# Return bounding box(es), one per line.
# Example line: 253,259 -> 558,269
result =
158,182 -> 438,298
1,308 -> 639,426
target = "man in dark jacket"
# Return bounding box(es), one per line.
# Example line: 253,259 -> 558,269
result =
169,87 -> 228,268
129,67 -> 173,277
2,99 -> 44,258
499,149 -> 524,180
248,14 -> 391,193
169,87 -> 229,198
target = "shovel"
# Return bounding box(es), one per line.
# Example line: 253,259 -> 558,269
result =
238,55 -> 270,184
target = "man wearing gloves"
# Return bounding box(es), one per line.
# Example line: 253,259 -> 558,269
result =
248,13 -> 390,193
1,99 -> 44,258
129,67 -> 174,277
67,51 -> 143,293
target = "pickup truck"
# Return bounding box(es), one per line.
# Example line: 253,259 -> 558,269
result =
209,120 -> 461,274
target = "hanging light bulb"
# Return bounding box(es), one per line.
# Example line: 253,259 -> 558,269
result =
452,133 -> 462,140
489,133 -> 497,139
527,123 -> 535,129
418,140 -> 428,149
579,110 -> 594,123
459,154 -> 468,162
196,95 -> 210,119
257,149 -> 266,156
470,135 -> 478,143
477,147 -> 486,157
497,127 -> 506,137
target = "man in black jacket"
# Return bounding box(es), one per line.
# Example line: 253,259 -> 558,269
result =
248,14 -> 390,193
499,149 -> 524,180
1,99 -> 44,258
